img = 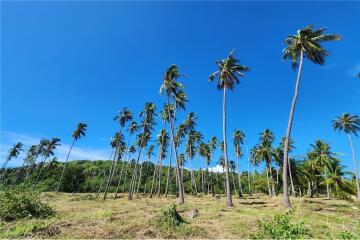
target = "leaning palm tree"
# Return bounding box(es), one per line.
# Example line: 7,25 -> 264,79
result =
333,113 -> 360,200
56,122 -> 87,193
233,129 -> 245,197
209,49 -> 249,206
1,142 -> 23,181
282,25 -> 341,208
160,64 -> 187,204
104,108 -> 132,200
33,138 -> 61,188
128,103 -> 156,200
259,129 -> 276,196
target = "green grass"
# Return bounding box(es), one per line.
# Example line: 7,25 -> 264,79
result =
1,192 -> 359,239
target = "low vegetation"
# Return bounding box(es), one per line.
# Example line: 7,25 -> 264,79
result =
0,193 -> 359,239
0,186 -> 55,221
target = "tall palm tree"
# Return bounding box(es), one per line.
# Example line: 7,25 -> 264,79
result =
104,108 -> 132,200
103,132 -> 126,200
56,122 -> 87,193
209,50 -> 250,206
333,113 -> 360,200
259,129 -> 276,196
282,26 -> 341,208
1,142 -> 23,181
21,145 -> 39,182
128,102 -> 156,200
114,121 -> 139,198
1,142 -> 23,170
160,64 -> 187,204
233,129 -> 245,197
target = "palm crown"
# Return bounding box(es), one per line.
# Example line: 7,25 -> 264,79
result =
114,107 -> 133,128
7,142 -> 23,161
283,25 -> 341,69
209,49 -> 250,90
72,122 -> 87,140
333,113 -> 360,136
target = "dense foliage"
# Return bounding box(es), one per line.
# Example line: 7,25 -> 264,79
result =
0,186 -> 55,221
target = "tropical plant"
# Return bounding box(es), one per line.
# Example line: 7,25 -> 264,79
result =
233,129 -> 245,197
333,113 -> 360,200
56,122 -> 87,193
282,25 -> 341,208
160,64 -> 187,204
209,49 -> 249,206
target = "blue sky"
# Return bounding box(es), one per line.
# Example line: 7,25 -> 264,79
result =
1,1 -> 360,173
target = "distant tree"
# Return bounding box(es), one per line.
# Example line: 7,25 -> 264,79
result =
333,113 -> 360,200
209,50 -> 250,206
282,25 -> 341,208
1,142 -> 23,181
233,129 -> 245,197
56,122 -> 87,193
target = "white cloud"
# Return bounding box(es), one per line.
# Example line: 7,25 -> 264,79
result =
0,131 -> 109,167
346,63 -> 360,77
208,164 -> 223,173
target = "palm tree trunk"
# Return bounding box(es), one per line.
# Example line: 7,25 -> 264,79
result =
231,172 -> 238,196
348,134 -> 360,200
206,165 -> 210,194
128,146 -> 143,200
167,96 -> 184,204
189,158 -> 197,195
136,159 -> 144,197
269,165 -> 276,196
222,87 -> 233,206
150,163 -> 158,198
288,157 -> 295,196
245,143 -> 252,196
96,170 -> 106,198
237,156 -> 243,197
103,147 -> 119,200
114,134 -> 132,199
164,139 -> 173,198
32,156 -> 48,189
56,139 -> 76,193
266,166 -> 272,196
283,49 -> 304,208
157,157 -> 163,197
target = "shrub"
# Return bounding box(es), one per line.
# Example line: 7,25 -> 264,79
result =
252,211 -> 310,239
0,186 -> 55,221
156,204 -> 185,230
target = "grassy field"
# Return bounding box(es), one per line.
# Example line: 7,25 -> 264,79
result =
1,192 -> 359,239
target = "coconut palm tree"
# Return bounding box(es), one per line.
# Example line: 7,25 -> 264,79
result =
333,113 -> 360,200
233,129 -> 245,197
259,129 -> 276,196
56,122 -> 87,193
160,64 -> 187,204
128,103 -> 156,200
33,138 -> 61,187
209,49 -> 250,206
1,142 -> 23,181
20,145 -> 39,182
282,26 -> 341,208
104,108 -> 132,200
308,140 -> 337,198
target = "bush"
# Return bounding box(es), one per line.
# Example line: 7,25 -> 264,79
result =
0,186 -> 55,221
156,204 -> 185,230
252,211 -> 310,239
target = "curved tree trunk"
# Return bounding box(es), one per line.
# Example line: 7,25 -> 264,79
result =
56,139 -> 75,193
103,147 -> 119,200
283,49 -> 304,208
97,170 -> 106,198
114,134 -> 132,199
128,147 -> 143,200
222,87 -> 233,206
348,134 -> 360,200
